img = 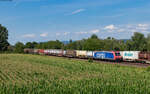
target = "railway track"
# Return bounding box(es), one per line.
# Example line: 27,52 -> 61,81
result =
53,56 -> 150,68
30,54 -> 150,68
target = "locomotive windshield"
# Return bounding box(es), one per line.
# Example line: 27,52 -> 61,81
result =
115,53 -> 121,56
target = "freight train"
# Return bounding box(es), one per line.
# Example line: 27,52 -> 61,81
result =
24,48 -> 150,63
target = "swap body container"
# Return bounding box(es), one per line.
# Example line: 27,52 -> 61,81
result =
66,50 -> 76,57
44,49 -> 49,55
24,48 -> 34,54
48,49 -> 53,55
44,49 -> 52,55
33,49 -> 39,54
49,49 -> 55,55
38,49 -> 44,55
56,49 -> 64,56
120,51 -> 140,61
63,50 -> 66,56
93,51 -> 115,60
76,50 -> 87,58
49,49 -> 56,55
50,49 -> 59,56
139,52 -> 150,60
86,51 -> 93,58
139,51 -> 150,63
52,49 -> 57,55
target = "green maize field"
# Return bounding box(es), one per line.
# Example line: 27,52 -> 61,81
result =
0,54 -> 150,94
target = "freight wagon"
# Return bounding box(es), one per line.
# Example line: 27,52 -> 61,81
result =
76,50 -> 87,58
93,51 -> 122,61
43,49 -> 65,56
24,48 -> 150,64
139,52 -> 150,63
24,48 -> 34,54
38,49 -> 44,55
55,49 -> 65,57
33,49 -> 39,54
44,49 -> 49,55
120,51 -> 140,61
46,49 -> 54,55
86,51 -> 93,58
66,50 -> 76,58
50,49 -> 57,56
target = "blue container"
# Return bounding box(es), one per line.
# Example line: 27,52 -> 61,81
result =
93,51 -> 114,60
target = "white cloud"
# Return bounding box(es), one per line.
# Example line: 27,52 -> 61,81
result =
76,31 -> 88,34
138,24 -> 148,27
130,29 -> 137,33
40,33 -> 48,37
117,29 -> 125,32
137,24 -> 149,30
23,34 -> 35,38
113,23 -> 150,34
71,9 -> 86,15
64,32 -> 70,35
107,30 -> 114,33
56,33 -> 61,36
90,29 -> 100,34
104,24 -> 116,30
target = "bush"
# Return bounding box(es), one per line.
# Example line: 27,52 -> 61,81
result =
146,66 -> 150,72
88,58 -> 93,63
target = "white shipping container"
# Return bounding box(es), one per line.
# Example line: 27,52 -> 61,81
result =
120,51 -> 140,61
53,50 -> 58,54
50,49 -> 55,54
47,49 -> 52,54
44,50 -> 48,54
55,50 -> 59,54
86,51 -> 93,57
34,49 -> 38,53
63,51 -> 66,55
51,49 -> 54,54
56,50 -> 62,54
76,50 -> 87,57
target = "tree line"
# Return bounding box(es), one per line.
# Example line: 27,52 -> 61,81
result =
14,32 -> 150,53
1,24 -> 150,53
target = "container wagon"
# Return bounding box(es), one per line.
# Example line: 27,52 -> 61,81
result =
43,49 -> 53,55
86,51 -> 93,58
44,49 -> 49,55
76,50 -> 87,58
50,49 -> 57,56
56,49 -> 64,57
33,49 -> 39,54
120,51 -> 140,62
66,50 -> 76,58
24,48 -> 34,54
139,52 -> 150,63
38,49 -> 44,55
93,51 -> 122,61
49,49 -> 54,55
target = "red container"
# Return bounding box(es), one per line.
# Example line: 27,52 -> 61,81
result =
38,49 -> 44,54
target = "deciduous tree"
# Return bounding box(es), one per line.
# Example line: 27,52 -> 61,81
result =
0,24 -> 9,51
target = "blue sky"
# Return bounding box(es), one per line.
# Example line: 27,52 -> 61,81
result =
0,0 -> 150,45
